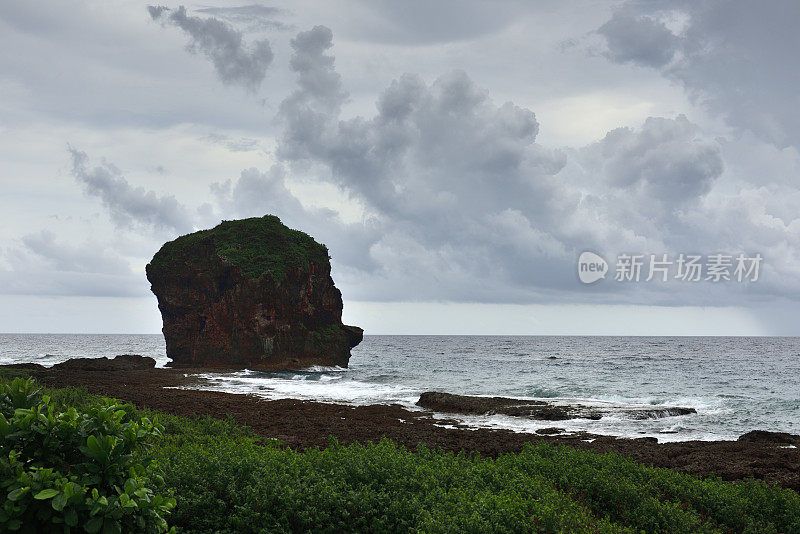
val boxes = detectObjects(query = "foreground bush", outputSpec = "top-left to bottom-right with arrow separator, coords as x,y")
0,378 -> 175,533
153,415 -> 800,533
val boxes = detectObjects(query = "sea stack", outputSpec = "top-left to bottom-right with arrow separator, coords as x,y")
145,215 -> 363,370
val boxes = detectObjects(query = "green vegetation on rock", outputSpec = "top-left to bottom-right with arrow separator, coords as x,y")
150,215 -> 329,281
3,375 -> 799,533
309,323 -> 344,346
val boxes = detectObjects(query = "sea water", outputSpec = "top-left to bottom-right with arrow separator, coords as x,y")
1,334 -> 798,442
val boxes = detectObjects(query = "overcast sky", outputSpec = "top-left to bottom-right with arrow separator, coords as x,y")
1,0 -> 798,335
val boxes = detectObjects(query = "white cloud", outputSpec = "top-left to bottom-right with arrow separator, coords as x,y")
69,148 -> 194,234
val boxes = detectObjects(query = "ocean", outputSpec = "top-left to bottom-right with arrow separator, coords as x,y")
1,334 -> 798,442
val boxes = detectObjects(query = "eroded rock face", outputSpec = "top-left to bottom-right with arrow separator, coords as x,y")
145,216 -> 363,370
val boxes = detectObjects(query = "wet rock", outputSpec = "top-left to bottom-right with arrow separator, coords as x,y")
52,354 -> 156,371
738,430 -> 800,445
416,392 -> 600,421
621,407 -> 697,420
417,392 -> 695,422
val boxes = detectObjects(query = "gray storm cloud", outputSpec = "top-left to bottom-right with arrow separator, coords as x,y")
579,115 -> 723,213
69,148 -> 194,234
270,26 -> 737,303
597,12 -> 679,68
148,5 -> 274,91
597,1 -> 800,150
51,22 -> 791,306
590,1 -> 800,303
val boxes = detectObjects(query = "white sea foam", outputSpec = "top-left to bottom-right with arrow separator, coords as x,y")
193,370 -> 420,406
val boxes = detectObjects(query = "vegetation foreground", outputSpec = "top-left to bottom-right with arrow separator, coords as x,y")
1,375 -> 799,533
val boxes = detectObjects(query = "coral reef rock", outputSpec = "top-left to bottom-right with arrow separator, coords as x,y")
146,215 -> 363,370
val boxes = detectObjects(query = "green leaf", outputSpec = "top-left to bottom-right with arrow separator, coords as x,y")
33,488 -> 60,500
7,486 -> 30,501
85,516 -> 103,534
6,519 -> 22,531
65,508 -> 78,527
87,435 -> 101,453
102,518 -> 122,534
51,492 -> 68,511
123,479 -> 137,494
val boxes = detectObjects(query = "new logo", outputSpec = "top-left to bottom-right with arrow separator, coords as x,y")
578,251 -> 608,284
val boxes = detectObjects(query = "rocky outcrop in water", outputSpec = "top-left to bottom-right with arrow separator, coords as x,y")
417,392 -> 696,421
145,215 -> 363,370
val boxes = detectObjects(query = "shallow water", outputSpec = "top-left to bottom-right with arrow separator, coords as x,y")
1,334 -> 798,442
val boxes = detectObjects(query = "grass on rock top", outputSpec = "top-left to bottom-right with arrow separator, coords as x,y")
150,215 -> 330,281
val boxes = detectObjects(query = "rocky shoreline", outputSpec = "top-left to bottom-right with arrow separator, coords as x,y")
2,359 -> 798,492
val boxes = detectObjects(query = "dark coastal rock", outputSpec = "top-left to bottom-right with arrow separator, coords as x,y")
738,430 -> 800,445
52,354 -> 156,371
145,215 -> 363,370
623,407 -> 697,420
417,392 -> 695,422
417,392 -> 597,420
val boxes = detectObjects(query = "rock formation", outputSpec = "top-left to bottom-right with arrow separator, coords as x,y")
146,215 -> 363,370
416,392 -> 696,421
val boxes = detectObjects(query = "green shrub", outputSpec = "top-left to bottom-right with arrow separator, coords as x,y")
151,417 -> 800,534
511,442 -> 800,533
156,435 -> 624,533
0,378 -> 175,533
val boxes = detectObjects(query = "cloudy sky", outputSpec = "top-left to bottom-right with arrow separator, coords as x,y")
1,0 -> 798,335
